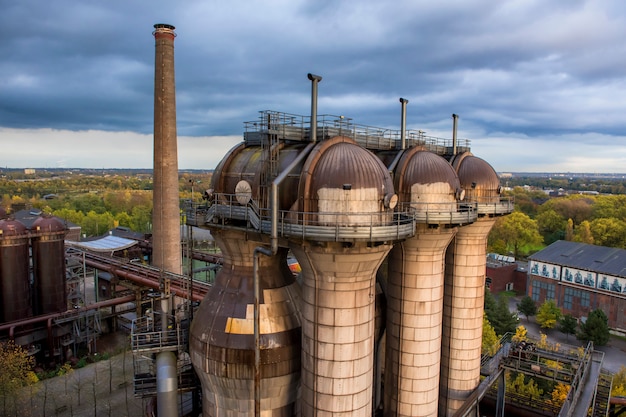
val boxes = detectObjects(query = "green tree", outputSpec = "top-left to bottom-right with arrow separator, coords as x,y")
517,295 -> 537,322
489,211 -> 543,258
488,295 -> 519,336
578,309 -> 610,346
536,299 -> 562,329
559,314 -> 578,341
535,208 -> 566,245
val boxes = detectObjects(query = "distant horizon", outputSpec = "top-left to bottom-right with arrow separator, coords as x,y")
3,166 -> 626,177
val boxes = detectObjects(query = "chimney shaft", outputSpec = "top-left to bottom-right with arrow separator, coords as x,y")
152,23 -> 182,275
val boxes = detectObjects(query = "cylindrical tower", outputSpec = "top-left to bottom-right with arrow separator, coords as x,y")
384,149 -> 463,417
152,23 -> 181,417
189,142 -> 305,417
152,23 -> 182,275
289,136 -> 395,417
439,152 -> 504,417
31,215 -> 67,316
0,219 -> 31,323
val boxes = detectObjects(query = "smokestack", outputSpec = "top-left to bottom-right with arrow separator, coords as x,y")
152,23 -> 182,275
152,23 -> 180,417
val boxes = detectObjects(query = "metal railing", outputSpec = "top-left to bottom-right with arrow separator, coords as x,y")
242,110 -> 471,152
130,314 -> 185,354
204,193 -> 416,242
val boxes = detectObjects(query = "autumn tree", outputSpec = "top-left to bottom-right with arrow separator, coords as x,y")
548,383 -> 570,408
577,309 -> 610,346
0,341 -> 37,414
511,325 -> 528,343
489,211 -> 543,258
573,220 -> 594,244
536,299 -> 562,329
611,366 -> 626,397
517,295 -> 537,322
482,316 -> 500,356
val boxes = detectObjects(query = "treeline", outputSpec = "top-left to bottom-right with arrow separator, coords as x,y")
489,187 -> 626,257
1,172 -> 211,237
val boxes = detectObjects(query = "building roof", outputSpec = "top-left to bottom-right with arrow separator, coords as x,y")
65,235 -> 138,253
529,240 -> 626,277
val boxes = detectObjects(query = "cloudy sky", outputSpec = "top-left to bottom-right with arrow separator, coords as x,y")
2,0 -> 626,173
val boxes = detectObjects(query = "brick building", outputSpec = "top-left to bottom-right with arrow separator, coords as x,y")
528,240 -> 626,332
486,253 -> 527,294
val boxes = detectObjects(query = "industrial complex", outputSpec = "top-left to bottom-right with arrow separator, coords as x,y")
0,23 -> 622,417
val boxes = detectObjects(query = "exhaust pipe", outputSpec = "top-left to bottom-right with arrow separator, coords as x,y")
308,73 -> 322,143
452,113 -> 459,156
400,98 -> 408,150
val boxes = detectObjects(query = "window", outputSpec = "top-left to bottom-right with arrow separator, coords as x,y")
532,281 -> 540,301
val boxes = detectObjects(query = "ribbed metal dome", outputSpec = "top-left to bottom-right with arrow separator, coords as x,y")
0,218 -> 27,236
396,148 -> 461,205
32,215 -> 65,233
452,152 -> 500,202
298,136 -> 395,216
210,142 -> 308,210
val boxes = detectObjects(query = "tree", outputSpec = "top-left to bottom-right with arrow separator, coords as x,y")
517,295 -> 537,322
611,366 -> 626,397
482,316 -> 500,356
590,217 -> 626,248
489,212 -> 543,258
559,314 -> 578,341
535,208 -> 566,245
578,309 -> 610,346
573,220 -> 594,244
487,295 -> 519,336
511,325 -> 528,343
548,383 -> 570,408
536,299 -> 562,329
0,341 -> 36,413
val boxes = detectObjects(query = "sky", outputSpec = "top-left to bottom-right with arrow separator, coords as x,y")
2,0 -> 626,173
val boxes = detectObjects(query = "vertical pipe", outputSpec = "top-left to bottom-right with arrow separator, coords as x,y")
452,114 -> 459,156
400,98 -> 408,150
307,73 -> 322,143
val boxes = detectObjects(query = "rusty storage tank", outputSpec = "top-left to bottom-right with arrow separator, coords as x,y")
288,136 -> 396,417
385,148 -> 464,417
189,142 -> 305,417
31,215 -> 67,316
0,218 -> 32,323
439,151 -> 505,416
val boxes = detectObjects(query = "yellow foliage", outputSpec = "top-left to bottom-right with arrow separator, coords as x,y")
512,325 -> 528,342
612,366 -> 626,397
548,383 -> 570,408
0,340 -> 36,396
482,316 -> 501,356
506,371 -> 544,398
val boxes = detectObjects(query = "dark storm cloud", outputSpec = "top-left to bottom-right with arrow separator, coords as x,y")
2,0 -> 626,170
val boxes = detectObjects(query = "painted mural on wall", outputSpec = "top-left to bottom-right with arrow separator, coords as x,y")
530,261 -> 561,280
562,267 -> 596,288
597,274 -> 626,295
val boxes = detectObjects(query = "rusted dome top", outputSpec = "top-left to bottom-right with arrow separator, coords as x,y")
298,137 -> 395,213
0,218 -> 27,236
32,215 -> 65,233
210,142 -> 307,210
395,148 -> 461,203
452,152 -> 500,199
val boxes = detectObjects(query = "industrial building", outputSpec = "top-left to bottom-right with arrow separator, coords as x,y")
528,240 -> 626,332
